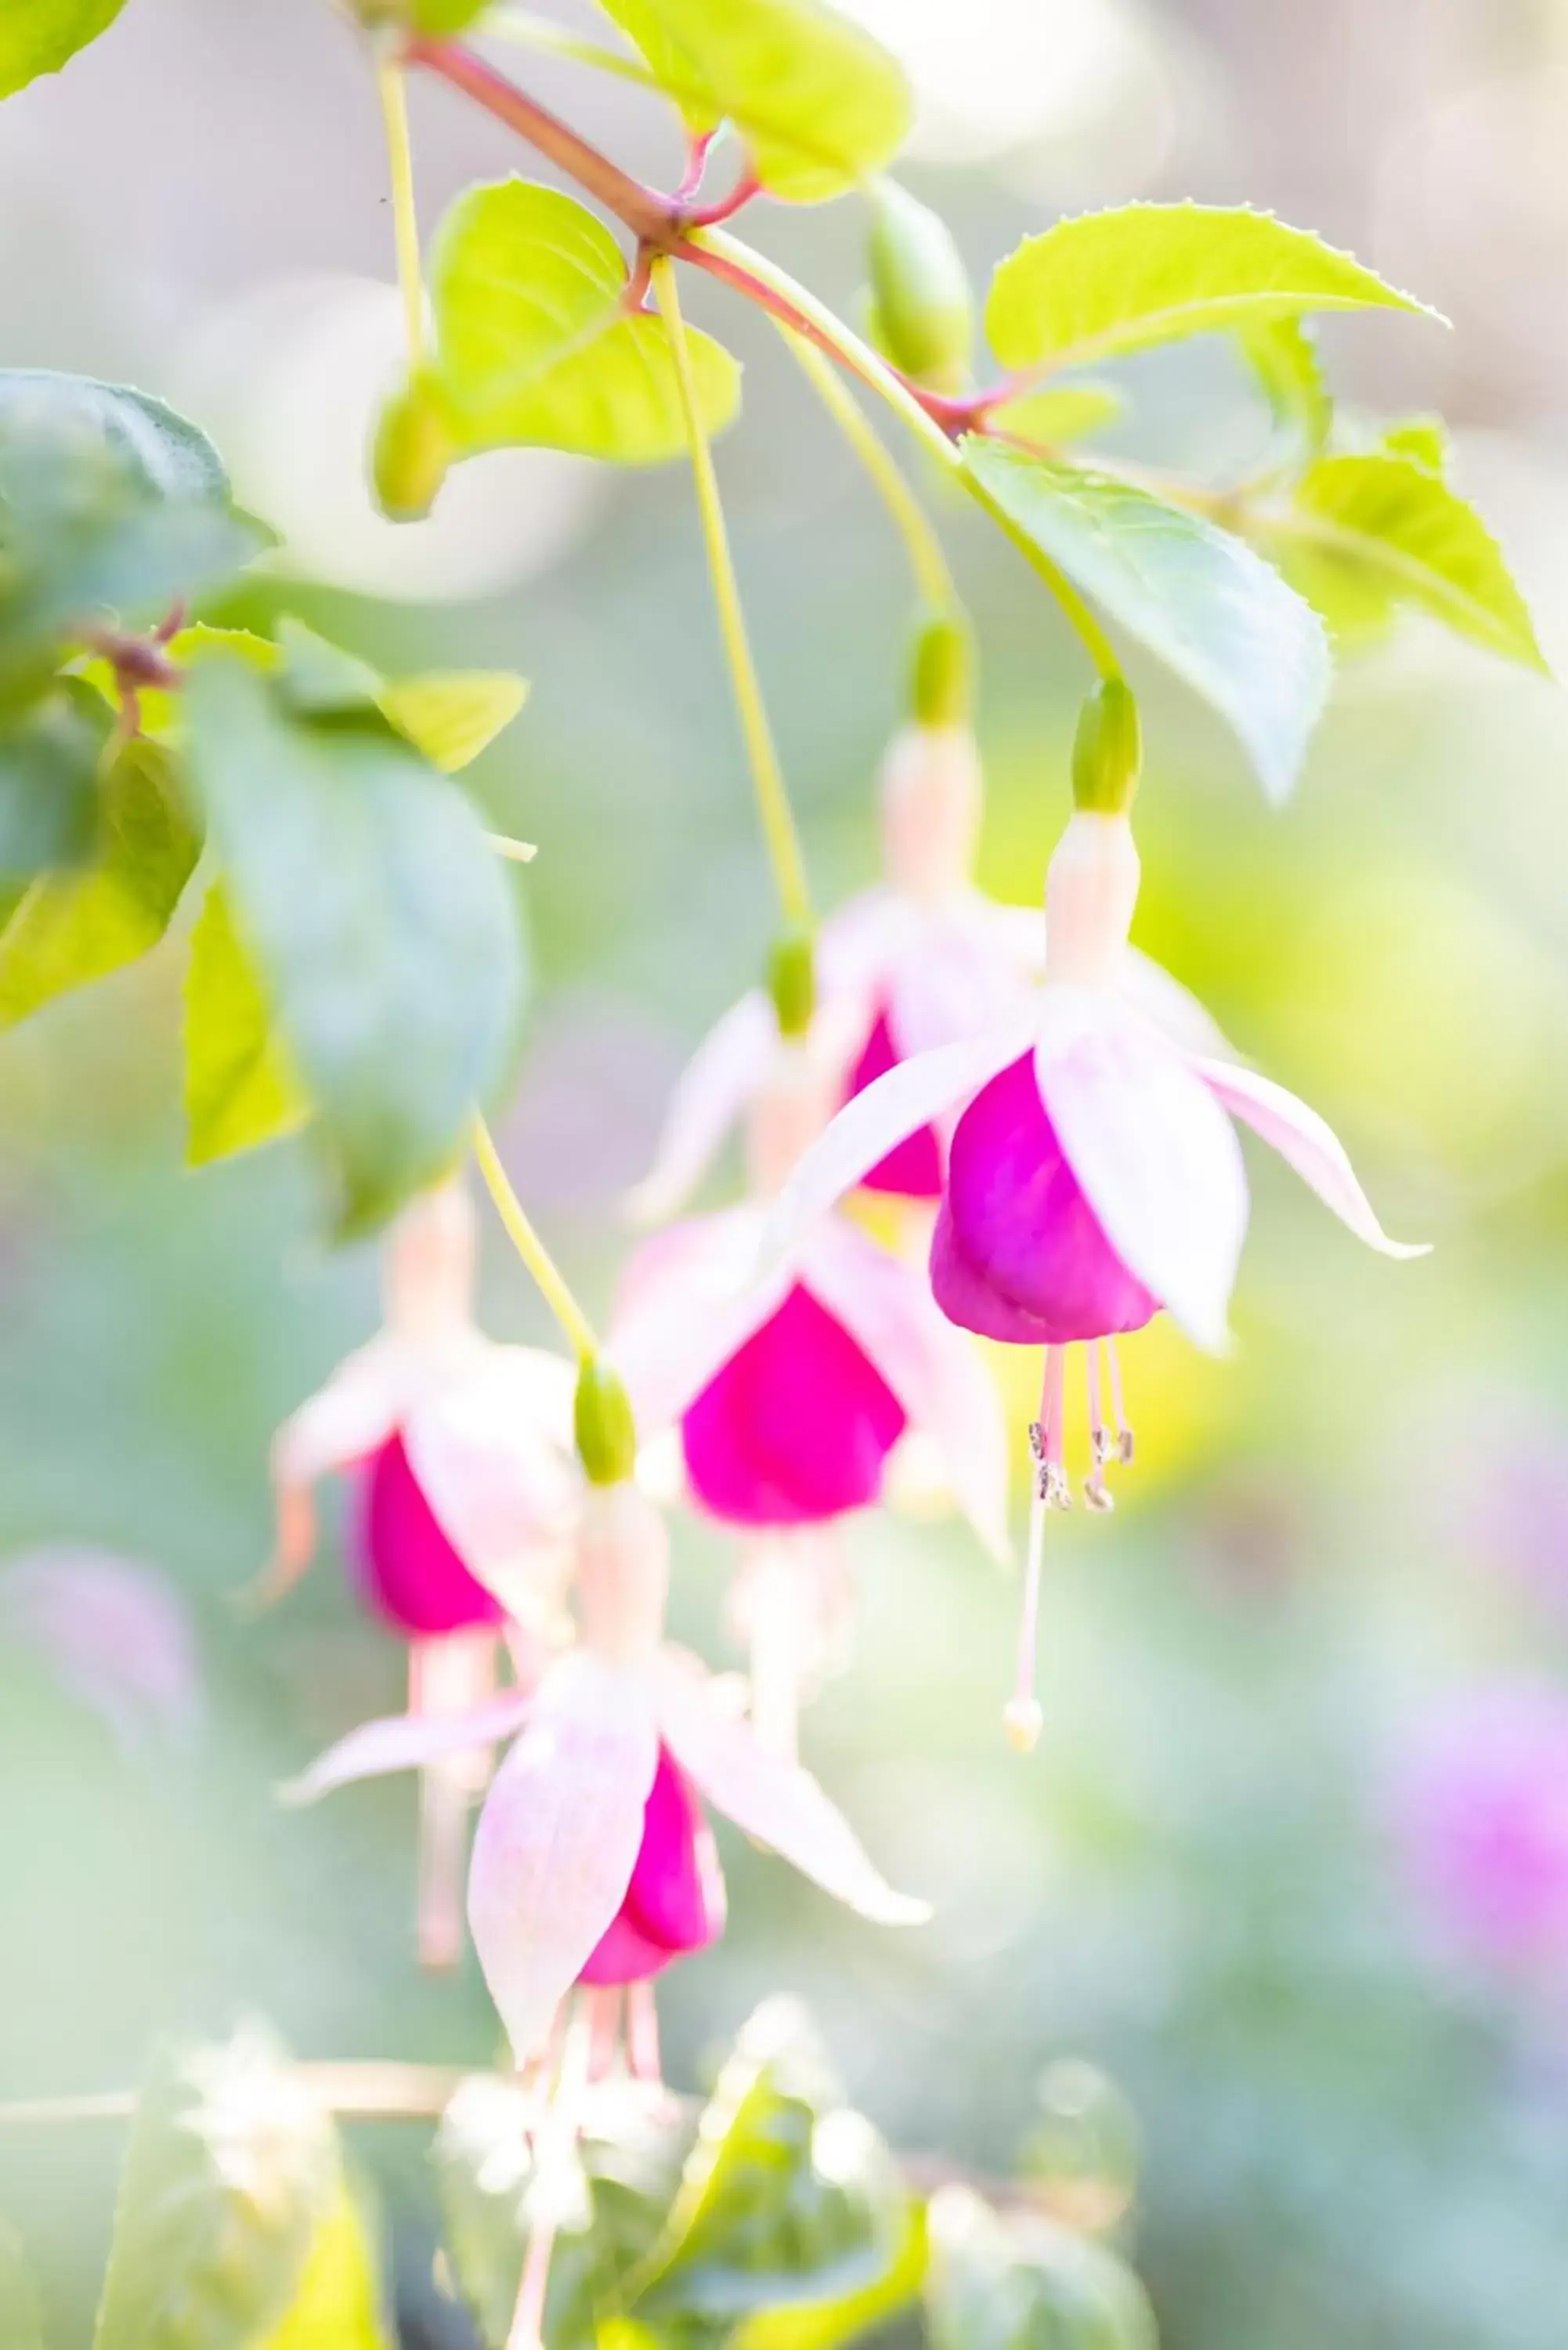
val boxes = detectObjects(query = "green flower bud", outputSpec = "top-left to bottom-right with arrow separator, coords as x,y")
1071,680 -> 1142,815
573,1357 -> 638,1488
767,923 -> 817,1041
912,609 -> 974,728
370,378 -> 451,522
866,181 -> 974,395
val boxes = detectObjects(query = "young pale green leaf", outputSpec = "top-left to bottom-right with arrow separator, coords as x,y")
0,372 -> 230,503
1280,451 -> 1545,670
987,384 -> 1125,448
183,884 -> 313,1170
1235,316 -> 1331,457
0,0 -> 128,100
0,679 -> 114,874
435,2073 -> 689,2349
417,179 -> 740,468
866,180 -> 973,392
0,739 -> 200,1027
255,2182 -> 392,2350
596,0 -> 912,203
635,2001 -> 910,2329
92,2030 -> 338,2350
381,673 -> 529,772
185,656 -> 526,1236
0,2216 -> 45,2350
1378,414 -> 1449,475
986,204 -> 1432,377
963,441 -> 1329,803
924,2187 -> 1155,2350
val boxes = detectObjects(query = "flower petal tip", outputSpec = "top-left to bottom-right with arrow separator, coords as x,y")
1003,1698 -> 1043,1755
865,1889 -> 934,1929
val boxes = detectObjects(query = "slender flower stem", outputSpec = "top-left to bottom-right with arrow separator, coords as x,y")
376,55 -> 426,364
471,1115 -> 600,1362
779,327 -> 957,613
652,255 -> 812,930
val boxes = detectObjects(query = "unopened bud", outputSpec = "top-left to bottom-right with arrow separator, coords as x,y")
912,610 -> 973,729
370,378 -> 451,522
867,181 -> 974,394
573,1357 -> 638,1488
1071,680 -> 1141,815
767,924 -> 816,1041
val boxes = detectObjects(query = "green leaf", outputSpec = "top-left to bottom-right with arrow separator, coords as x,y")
185,654 -> 526,1235
0,738 -> 199,1025
988,385 -> 1125,448
595,0 -> 912,203
414,179 -> 740,468
1378,414 -> 1449,475
0,372 -> 230,503
435,2074 -> 689,2349
410,0 -> 490,25
0,678 -> 114,874
255,2182 -> 392,2350
729,2198 -> 927,2350
635,2001 -> 912,2330
986,204 -> 1432,376
0,2215 -> 45,2350
0,1 -> 127,100
1277,451 -> 1545,670
866,180 -> 973,392
924,2188 -> 1156,2350
381,672 -> 529,772
183,884 -> 313,1169
92,2029 -> 338,2350
1235,316 -> 1331,457
76,624 -> 280,746
963,441 -> 1329,803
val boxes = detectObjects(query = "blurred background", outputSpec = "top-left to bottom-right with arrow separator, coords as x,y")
4,0 -> 1568,2343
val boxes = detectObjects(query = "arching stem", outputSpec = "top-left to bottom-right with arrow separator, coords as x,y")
375,53 -> 426,364
471,1116 -> 600,1362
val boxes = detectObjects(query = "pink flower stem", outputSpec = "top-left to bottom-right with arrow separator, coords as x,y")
746,1541 -> 803,1766
411,1631 -> 499,1973
508,2004 -> 594,2350
627,1980 -> 663,2083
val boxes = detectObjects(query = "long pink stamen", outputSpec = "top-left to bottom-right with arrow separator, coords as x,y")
508,2005 -> 593,2350
586,1985 -> 622,2084
746,1539 -> 803,1766
1010,1348 -> 1067,1752
1105,1337 -> 1135,1463
627,1979 -> 663,2084
411,1631 -> 500,1972
1084,1344 -> 1115,1513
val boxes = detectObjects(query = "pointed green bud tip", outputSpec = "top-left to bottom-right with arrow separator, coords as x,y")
767,924 -> 816,1041
1071,680 -> 1142,815
574,1358 -> 638,1488
370,378 -> 451,523
912,609 -> 974,728
867,180 -> 974,396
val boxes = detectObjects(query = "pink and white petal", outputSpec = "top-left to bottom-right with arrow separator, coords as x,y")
279,1690 -> 533,1806
1193,1056 -> 1430,1259
963,895 -> 1049,982
626,991 -> 775,1227
405,1346 -> 581,1578
815,888 -> 915,1000
270,1334 -> 418,1490
1119,949 -> 1235,1060
608,1205 -> 795,1435
888,912 -> 1041,1061
1036,989 -> 1248,1355
802,1220 -> 1010,1562
757,1017 -> 1035,1276
652,1648 -> 929,1926
468,1654 -> 661,2063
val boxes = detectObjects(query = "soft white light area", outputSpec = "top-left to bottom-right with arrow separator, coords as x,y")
172,275 -> 604,603
833,0 -> 1160,166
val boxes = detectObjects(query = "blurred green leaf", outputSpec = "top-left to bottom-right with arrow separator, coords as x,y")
986,205 -> 1431,375
0,679 -> 114,875
0,373 -> 230,504
1276,452 -> 1545,670
0,2215 -> 45,2350
77,624 -> 280,745
255,2180 -> 392,2350
0,738 -> 199,1026
1378,415 -> 1449,474
597,0 -> 912,203
183,883 -> 312,1170
866,180 -> 973,392
92,2028 -> 338,2350
381,672 -> 530,773
1235,316 -> 1331,457
0,2 -> 127,100
185,654 -> 526,1235
963,442 -> 1329,803
435,2074 -> 689,2349
924,2186 -> 1157,2350
409,179 -> 739,468
273,619 -> 382,718
635,2001 -> 913,2331
729,2195 -> 927,2349
988,385 -> 1125,448
410,0 -> 490,25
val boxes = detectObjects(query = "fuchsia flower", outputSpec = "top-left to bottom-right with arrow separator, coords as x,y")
286,1480 -> 924,2063
263,1179 -> 580,1634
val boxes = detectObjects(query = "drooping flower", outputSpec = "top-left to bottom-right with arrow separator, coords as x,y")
284,1480 -> 925,2063
260,1174 -> 580,1965
762,805 -> 1424,1742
